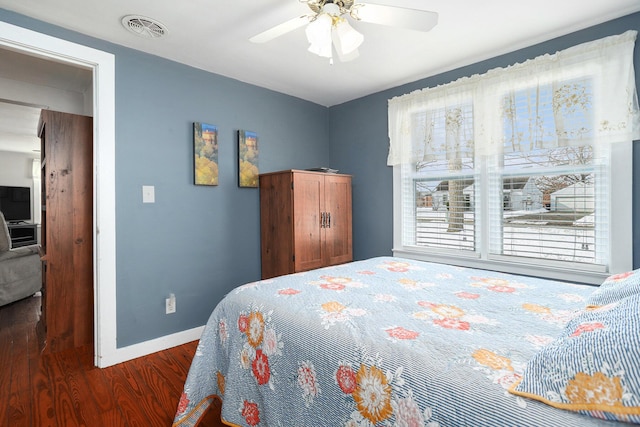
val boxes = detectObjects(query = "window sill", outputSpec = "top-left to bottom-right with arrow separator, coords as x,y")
392,247 -> 610,285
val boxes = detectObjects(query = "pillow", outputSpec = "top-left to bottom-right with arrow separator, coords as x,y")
510,292 -> 640,424
586,270 -> 640,308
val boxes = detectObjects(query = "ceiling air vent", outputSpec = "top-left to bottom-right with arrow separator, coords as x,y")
121,15 -> 168,39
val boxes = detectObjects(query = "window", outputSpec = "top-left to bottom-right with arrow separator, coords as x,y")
493,80 -> 605,265
388,31 -> 639,284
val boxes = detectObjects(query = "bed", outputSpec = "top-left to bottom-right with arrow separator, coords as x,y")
173,257 -> 640,426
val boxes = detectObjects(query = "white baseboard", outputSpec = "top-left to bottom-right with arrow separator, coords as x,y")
96,325 -> 205,368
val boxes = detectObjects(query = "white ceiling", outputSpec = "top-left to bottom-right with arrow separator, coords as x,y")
0,101 -> 42,153
0,0 -> 639,153
2,0 -> 640,107
0,48 -> 92,154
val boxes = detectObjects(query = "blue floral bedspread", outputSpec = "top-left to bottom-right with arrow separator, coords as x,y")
173,257 -> 619,426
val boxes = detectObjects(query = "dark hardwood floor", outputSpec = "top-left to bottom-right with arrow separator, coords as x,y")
0,294 -> 205,426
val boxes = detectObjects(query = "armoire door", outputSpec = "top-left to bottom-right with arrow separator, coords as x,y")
324,174 -> 353,266
293,172 -> 325,272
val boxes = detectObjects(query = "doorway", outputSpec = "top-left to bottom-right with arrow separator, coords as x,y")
0,21 -> 117,367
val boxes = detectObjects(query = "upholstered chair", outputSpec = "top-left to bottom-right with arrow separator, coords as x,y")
0,211 -> 41,306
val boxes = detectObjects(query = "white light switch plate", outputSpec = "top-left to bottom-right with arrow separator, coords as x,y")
142,185 -> 155,203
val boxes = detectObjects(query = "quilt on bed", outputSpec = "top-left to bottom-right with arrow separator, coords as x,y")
173,257 -> 629,426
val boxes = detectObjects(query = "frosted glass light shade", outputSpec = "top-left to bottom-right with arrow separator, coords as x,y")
306,13 -> 333,58
333,19 -> 363,56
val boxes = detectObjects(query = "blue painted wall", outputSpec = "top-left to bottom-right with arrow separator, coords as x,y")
329,12 -> 640,267
114,52 -> 329,346
2,8 -> 638,348
0,9 -> 329,347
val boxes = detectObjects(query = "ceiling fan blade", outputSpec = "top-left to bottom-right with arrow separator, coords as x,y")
250,15 -> 309,44
356,3 -> 438,32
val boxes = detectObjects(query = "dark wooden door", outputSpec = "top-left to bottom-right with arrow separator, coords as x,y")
39,110 -> 93,353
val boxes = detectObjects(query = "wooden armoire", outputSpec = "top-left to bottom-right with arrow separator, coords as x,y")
259,169 -> 352,279
38,109 -> 93,353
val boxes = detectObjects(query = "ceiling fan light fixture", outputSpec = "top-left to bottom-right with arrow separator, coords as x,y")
308,39 -> 333,58
323,3 -> 341,16
333,19 -> 363,55
305,13 -> 333,58
249,1 -> 439,63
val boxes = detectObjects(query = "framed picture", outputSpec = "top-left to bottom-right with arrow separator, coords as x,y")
193,122 -> 219,186
238,130 -> 259,188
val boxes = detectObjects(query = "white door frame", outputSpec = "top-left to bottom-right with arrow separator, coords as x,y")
0,21 -> 118,367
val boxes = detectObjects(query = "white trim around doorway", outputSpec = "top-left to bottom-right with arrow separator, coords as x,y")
0,20 -> 118,367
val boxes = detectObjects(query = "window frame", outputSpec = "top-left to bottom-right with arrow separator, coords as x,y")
392,139 -> 632,285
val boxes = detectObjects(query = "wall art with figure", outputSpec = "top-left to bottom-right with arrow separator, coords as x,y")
194,122 -> 219,186
238,130 -> 259,188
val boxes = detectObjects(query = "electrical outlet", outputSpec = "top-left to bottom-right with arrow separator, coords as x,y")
166,293 -> 176,314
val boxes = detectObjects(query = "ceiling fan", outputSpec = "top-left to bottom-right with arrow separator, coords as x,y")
250,0 -> 438,62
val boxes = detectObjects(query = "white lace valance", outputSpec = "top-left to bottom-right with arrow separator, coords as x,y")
387,31 -> 640,166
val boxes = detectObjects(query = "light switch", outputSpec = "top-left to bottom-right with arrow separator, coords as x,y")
142,185 -> 155,203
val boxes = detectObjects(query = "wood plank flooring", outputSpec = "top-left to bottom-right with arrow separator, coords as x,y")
0,294 -> 221,427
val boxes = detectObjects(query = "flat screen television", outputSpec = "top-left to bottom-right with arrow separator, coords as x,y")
0,185 -> 32,223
